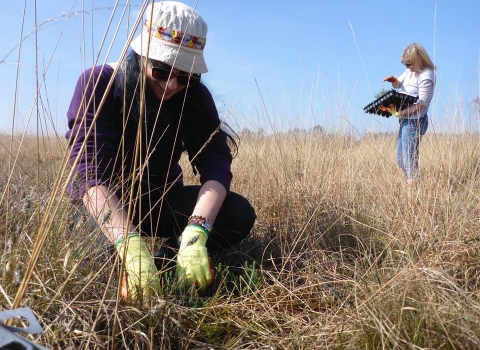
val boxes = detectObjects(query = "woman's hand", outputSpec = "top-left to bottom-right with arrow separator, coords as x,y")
176,225 -> 213,291
379,103 -> 400,117
383,75 -> 398,83
383,75 -> 400,87
116,234 -> 162,301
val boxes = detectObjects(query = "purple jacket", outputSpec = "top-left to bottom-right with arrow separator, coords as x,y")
65,64 -> 233,202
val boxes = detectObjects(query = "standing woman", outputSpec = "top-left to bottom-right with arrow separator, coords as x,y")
382,43 -> 435,186
65,1 -> 256,300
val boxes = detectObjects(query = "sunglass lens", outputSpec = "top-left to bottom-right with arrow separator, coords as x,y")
152,68 -> 170,81
177,75 -> 189,85
178,73 -> 201,86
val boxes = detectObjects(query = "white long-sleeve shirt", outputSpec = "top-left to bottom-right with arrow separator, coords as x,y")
397,67 -> 435,119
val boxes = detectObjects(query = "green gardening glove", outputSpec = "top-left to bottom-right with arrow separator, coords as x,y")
176,225 -> 212,291
115,234 -> 162,301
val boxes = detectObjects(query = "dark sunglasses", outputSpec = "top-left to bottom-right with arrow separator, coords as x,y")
149,59 -> 201,85
401,61 -> 412,68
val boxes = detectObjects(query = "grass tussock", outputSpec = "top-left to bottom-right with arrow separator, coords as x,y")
0,129 -> 480,349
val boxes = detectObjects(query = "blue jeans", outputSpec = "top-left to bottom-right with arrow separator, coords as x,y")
396,115 -> 428,180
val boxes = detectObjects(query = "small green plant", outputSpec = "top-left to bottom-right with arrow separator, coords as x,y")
227,261 -> 264,296
374,88 -> 390,98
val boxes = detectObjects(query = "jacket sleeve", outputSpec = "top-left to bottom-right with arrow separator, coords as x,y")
65,65 -> 121,201
182,84 -> 233,192
417,69 -> 435,107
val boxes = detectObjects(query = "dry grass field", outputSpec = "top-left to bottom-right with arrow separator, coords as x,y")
0,128 -> 479,349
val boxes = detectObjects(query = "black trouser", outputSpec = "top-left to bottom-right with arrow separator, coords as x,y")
131,185 -> 256,253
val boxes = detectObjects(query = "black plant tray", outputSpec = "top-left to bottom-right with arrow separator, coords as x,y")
364,89 -> 418,117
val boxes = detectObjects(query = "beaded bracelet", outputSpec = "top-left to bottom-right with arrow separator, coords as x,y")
187,215 -> 212,233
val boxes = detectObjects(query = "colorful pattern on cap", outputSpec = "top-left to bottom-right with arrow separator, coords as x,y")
144,20 -> 206,51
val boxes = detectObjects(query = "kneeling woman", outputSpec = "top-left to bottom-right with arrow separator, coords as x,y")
65,1 -> 256,299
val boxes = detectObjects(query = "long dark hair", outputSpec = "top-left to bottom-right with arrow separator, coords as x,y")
118,50 -> 239,157
117,51 -> 162,129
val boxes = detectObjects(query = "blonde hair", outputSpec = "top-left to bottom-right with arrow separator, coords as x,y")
401,43 -> 436,71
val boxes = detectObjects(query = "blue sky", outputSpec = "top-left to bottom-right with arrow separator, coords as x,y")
0,0 -> 479,136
